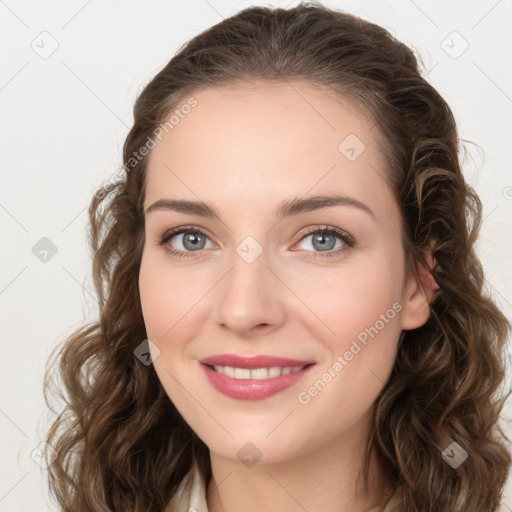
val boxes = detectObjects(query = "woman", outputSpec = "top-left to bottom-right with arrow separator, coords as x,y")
43,3 -> 511,511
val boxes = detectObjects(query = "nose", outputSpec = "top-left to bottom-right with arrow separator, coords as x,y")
213,246 -> 286,337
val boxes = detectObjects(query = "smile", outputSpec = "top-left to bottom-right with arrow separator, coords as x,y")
200,360 -> 315,400
209,364 -> 306,379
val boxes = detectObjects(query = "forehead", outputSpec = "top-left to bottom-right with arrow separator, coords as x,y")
145,81 -> 395,221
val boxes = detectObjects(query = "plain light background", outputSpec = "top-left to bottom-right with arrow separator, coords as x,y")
1,1 -> 511,510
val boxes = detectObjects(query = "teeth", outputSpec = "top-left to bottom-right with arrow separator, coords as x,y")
268,367 -> 281,378
234,368 -> 251,379
223,365 -> 235,378
212,365 -> 305,379
250,368 -> 269,379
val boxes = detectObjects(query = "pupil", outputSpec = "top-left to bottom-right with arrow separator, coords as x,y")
314,233 -> 335,251
184,232 -> 204,250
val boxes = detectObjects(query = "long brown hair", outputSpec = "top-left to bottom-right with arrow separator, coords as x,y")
42,2 -> 511,510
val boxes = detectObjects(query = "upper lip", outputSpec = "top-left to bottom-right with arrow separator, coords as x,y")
200,354 -> 315,369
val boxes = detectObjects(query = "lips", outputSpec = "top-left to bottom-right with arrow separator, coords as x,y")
199,353 -> 316,400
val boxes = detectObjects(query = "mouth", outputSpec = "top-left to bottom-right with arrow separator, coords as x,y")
203,363 -> 314,380
199,357 -> 316,400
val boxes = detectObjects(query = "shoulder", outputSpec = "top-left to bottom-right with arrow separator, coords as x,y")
367,487 -> 512,512
163,464 -> 209,512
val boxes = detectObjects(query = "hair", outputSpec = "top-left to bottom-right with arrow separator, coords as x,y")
42,2 -> 511,511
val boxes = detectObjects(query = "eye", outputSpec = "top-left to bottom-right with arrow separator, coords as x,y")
293,225 -> 355,258
158,226 -> 214,259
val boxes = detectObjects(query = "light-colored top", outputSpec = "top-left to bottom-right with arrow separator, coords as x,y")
163,464 -> 404,512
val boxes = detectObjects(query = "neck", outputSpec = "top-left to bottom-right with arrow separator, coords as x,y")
206,418 -> 392,512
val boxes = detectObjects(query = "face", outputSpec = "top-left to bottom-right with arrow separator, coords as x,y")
138,81 -> 429,467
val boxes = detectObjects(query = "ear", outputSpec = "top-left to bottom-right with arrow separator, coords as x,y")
401,250 -> 439,331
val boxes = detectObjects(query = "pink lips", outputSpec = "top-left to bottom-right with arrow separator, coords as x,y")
199,353 -> 316,400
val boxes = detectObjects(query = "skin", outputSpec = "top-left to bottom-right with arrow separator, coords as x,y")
138,80 -> 433,512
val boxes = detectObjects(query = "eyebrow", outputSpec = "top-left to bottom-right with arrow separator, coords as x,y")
145,194 -> 376,222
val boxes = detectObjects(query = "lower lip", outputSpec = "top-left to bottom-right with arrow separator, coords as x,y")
200,363 -> 315,400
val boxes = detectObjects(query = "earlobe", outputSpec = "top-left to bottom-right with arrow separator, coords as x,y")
401,252 -> 439,331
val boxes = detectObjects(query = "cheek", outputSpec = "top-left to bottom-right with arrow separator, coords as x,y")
295,254 -> 404,346
138,255 -> 200,410
138,261 -> 174,340
138,252 -> 208,342
293,250 -> 404,408
281,272 -> 403,462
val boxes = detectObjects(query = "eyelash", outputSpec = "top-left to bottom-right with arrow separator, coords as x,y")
157,224 -> 356,260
